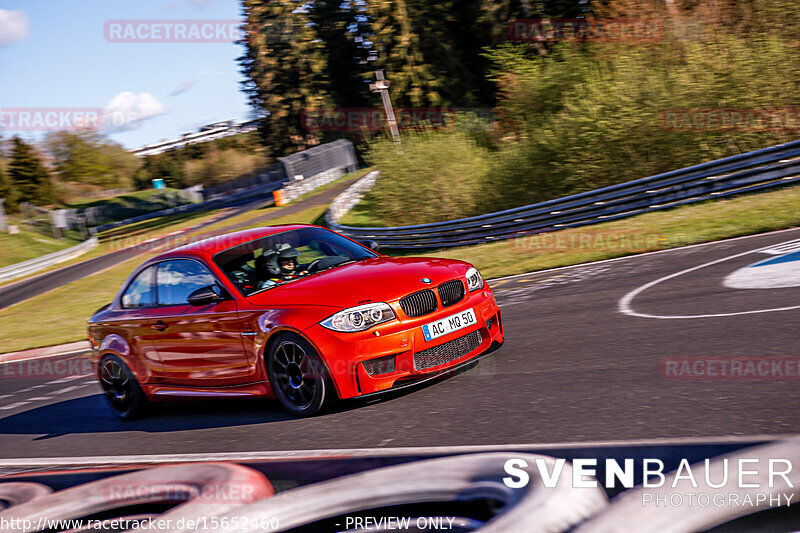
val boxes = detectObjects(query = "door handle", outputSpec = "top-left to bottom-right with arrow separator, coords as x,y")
151,321 -> 168,331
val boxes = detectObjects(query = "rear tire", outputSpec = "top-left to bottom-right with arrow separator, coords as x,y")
98,355 -> 149,420
266,333 -> 334,417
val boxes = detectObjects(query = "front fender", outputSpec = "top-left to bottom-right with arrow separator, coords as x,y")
238,306 -> 342,384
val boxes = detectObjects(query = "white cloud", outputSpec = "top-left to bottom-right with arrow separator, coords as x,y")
0,9 -> 29,47
162,1 -> 181,9
169,79 -> 195,96
103,91 -> 169,133
189,0 -> 213,8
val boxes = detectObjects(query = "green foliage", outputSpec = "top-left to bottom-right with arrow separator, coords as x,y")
240,0 -> 330,155
355,0 -> 800,224
366,129 -> 491,225
484,31 -> 800,210
8,137 -> 54,209
366,0 -> 443,107
309,0 -> 370,108
133,132 -> 266,190
183,148 -> 266,186
44,131 -> 141,190
138,154 -> 186,190
0,158 -> 18,212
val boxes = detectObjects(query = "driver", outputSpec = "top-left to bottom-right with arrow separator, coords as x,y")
259,243 -> 307,286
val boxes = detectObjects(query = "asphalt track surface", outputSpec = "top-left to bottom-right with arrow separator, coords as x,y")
0,227 -> 798,459
0,177 -> 358,311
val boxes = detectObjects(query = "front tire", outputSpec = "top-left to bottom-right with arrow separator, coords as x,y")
98,355 -> 149,420
266,333 -> 334,417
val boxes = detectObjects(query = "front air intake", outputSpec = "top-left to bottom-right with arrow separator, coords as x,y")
438,279 -> 465,307
414,330 -> 483,370
399,289 -> 437,317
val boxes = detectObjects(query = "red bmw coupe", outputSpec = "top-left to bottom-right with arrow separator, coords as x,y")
88,225 -> 504,418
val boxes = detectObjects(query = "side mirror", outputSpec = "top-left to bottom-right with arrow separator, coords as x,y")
187,285 -> 223,306
361,240 -> 380,252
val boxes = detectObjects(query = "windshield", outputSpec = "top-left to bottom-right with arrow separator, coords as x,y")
213,227 -> 377,296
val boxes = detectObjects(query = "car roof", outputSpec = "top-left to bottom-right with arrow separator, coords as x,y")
152,224 -> 317,260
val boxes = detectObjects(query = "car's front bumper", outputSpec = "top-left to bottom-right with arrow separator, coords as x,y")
305,289 -> 504,399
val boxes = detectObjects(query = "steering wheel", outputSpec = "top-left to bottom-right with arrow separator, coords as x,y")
306,258 -> 323,273
306,256 -> 348,274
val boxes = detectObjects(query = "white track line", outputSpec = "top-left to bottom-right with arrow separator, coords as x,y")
50,384 -> 90,395
619,237 -> 800,319
0,434 -> 795,466
46,374 -> 87,385
488,226 -> 800,283
0,377 -> 93,408
0,401 -> 29,411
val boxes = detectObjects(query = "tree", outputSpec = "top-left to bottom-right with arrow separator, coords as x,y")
8,137 -> 54,206
365,0 -> 442,107
0,160 -> 18,213
139,154 -> 186,189
44,131 -> 141,190
239,0 -> 331,155
309,0 -> 371,108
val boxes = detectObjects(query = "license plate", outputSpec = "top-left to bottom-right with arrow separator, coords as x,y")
421,308 -> 477,342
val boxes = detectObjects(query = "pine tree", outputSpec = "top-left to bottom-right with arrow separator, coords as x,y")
8,137 -> 53,206
0,161 -> 19,213
365,0 -> 443,107
309,0 -> 371,108
239,0 -> 331,155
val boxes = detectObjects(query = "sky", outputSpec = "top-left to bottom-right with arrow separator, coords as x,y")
0,0 -> 251,149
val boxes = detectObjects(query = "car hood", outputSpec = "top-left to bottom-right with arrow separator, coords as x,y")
244,256 -> 470,309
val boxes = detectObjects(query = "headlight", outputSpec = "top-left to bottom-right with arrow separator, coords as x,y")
320,302 -> 396,332
465,267 -> 484,292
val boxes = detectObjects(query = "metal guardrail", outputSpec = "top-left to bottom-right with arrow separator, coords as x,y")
327,139 -> 800,249
0,237 -> 99,285
91,181 -> 285,234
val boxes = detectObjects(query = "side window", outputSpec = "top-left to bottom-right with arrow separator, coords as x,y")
157,260 -> 216,306
121,266 -> 155,308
